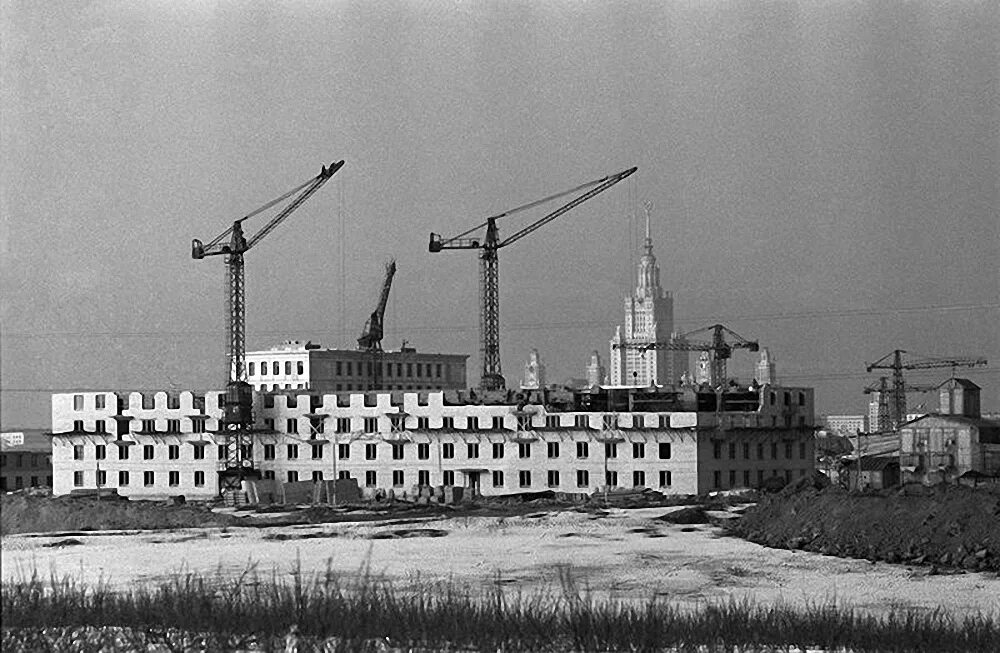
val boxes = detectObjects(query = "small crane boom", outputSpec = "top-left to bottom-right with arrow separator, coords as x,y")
429,166 -> 637,391
613,323 -> 759,387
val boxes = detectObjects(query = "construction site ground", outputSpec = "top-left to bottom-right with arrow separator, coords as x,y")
3,499 -> 998,619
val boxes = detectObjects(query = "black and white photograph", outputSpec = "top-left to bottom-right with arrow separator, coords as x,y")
1,1 -> 998,651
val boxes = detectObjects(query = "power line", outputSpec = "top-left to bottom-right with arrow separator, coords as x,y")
3,302 -> 997,340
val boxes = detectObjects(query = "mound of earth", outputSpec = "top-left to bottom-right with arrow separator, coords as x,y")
727,485 -> 1000,572
655,506 -> 710,524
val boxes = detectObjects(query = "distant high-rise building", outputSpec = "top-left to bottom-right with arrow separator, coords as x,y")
695,352 -> 712,385
586,351 -> 605,387
755,348 -> 776,385
610,202 -> 687,386
520,349 -> 546,390
868,391 -> 889,433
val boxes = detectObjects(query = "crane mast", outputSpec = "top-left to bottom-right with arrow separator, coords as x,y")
192,160 -> 344,491
865,349 -> 987,430
430,166 -> 637,391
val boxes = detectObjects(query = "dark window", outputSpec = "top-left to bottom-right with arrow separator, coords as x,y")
417,417 -> 429,430
633,442 -> 645,458
547,470 -> 560,487
659,470 -> 671,487
193,445 -> 206,460
392,470 -> 404,486
311,443 -> 324,460
95,445 -> 106,460
73,471 -> 84,487
392,443 -> 405,460
605,442 -> 617,458
771,443 -> 778,459
119,470 -> 129,486
575,415 -> 589,428
264,444 -> 275,460
492,443 -> 504,459
118,444 -> 129,460
757,443 -> 764,459
443,443 -> 454,459
492,416 -> 505,430
144,471 -> 155,487
338,443 -> 350,459
287,471 -> 299,483
577,470 -> 589,487
546,415 -> 560,428
467,443 -> 479,458
169,471 -> 180,487
576,441 -> 589,458
443,470 -> 455,485
492,470 -> 504,487
365,471 -> 376,487
633,471 -> 645,487
743,470 -> 751,487
95,420 -> 107,434
95,394 -> 106,409
298,361 -> 304,375
143,445 -> 154,460
713,470 -> 721,489
336,418 -> 351,433
364,417 -> 378,433
605,470 -> 618,486
312,470 -> 323,481
468,416 -> 479,430
194,471 -> 205,487
249,362 -> 256,376
785,442 -> 793,459
547,442 -> 560,458
743,443 -> 750,459
73,394 -> 84,411
193,418 -> 207,434
729,469 -> 736,487
518,470 -> 531,488
658,443 -> 671,459
418,443 -> 430,460
418,469 -> 431,485
713,442 -> 722,459
518,442 -> 531,459
443,417 -> 455,429
365,443 -> 377,460
74,419 -> 85,432
728,442 -> 736,459
287,444 -> 299,460
166,419 -> 180,433
168,445 -> 180,460
800,442 -> 807,459
287,419 -> 298,434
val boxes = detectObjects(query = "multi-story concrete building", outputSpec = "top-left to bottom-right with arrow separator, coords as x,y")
1,430 -> 53,491
520,349 -> 546,390
48,384 -> 816,500
609,204 -> 687,387
899,378 -> 1000,485
245,340 -> 468,393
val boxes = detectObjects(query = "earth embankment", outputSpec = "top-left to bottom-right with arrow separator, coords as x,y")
726,484 -> 1000,572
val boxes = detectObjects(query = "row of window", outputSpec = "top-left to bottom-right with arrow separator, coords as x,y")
712,440 -> 808,461
712,468 -> 809,489
0,453 -> 51,469
249,361 -> 304,377
0,475 -> 53,491
73,469 -> 206,488
69,441 -> 675,463
70,418 -> 207,435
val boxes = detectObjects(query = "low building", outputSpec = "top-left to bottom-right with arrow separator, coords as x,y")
898,379 -> 1000,485
245,340 -> 468,392
841,455 -> 900,490
1,430 -> 53,491
47,384 -> 816,501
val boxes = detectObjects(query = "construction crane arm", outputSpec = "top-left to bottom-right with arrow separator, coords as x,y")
192,161 -> 344,259
428,166 -> 637,252
498,167 -> 637,247
358,260 -> 397,351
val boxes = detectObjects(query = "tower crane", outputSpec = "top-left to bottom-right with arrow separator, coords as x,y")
613,323 -> 759,388
863,376 -> 937,433
357,259 -> 397,391
192,160 -> 344,489
429,166 -> 637,391
865,350 -> 987,431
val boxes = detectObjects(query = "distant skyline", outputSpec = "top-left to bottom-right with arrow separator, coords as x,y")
2,1 -> 998,428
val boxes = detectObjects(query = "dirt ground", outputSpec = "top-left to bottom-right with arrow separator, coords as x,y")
3,506 -> 998,618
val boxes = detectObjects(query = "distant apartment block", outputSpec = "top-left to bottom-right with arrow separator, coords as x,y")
1,430 -> 53,491
48,384 -> 816,500
245,340 -> 468,392
822,414 -> 869,436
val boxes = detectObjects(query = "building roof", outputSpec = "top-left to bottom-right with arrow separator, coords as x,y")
938,377 -> 980,390
844,455 -> 899,472
901,413 -> 1000,430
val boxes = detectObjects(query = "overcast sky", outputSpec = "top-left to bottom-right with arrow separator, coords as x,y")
2,1 -> 998,428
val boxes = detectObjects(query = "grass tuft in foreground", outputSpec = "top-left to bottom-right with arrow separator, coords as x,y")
2,562 -> 996,652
